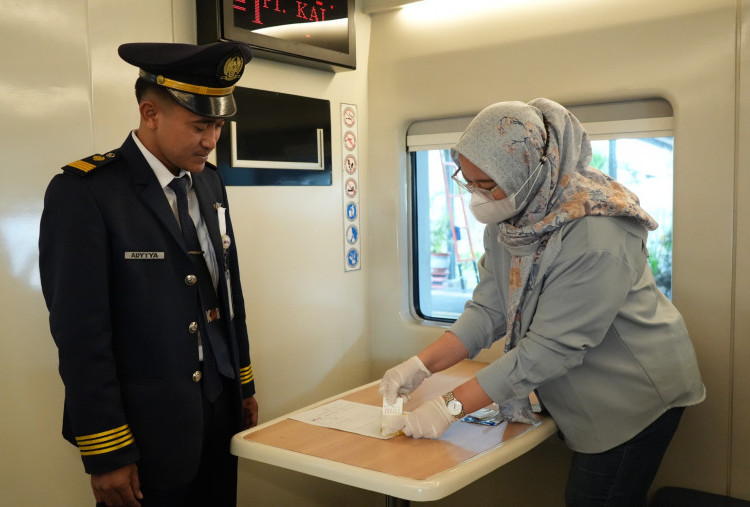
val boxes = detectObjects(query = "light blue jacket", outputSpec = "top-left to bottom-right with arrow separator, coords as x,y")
450,216 -> 705,453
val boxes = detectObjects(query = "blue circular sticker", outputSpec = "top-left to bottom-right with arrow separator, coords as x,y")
347,247 -> 359,268
346,225 -> 358,245
346,202 -> 358,221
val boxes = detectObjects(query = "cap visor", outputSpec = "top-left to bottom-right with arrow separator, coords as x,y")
168,89 -> 237,118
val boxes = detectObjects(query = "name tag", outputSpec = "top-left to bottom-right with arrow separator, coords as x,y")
125,251 -> 165,260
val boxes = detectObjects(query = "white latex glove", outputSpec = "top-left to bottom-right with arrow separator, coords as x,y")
380,414 -> 406,437
378,356 -> 432,404
402,396 -> 456,439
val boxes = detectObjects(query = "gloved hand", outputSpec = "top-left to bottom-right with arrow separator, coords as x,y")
378,356 -> 432,404
380,414 -> 406,437
402,396 -> 456,439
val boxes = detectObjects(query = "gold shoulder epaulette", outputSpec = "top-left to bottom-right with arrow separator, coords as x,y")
62,150 -> 120,176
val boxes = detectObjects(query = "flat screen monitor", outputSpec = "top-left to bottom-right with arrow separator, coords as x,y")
197,0 -> 356,72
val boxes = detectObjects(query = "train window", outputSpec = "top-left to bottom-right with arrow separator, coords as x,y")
409,99 -> 674,322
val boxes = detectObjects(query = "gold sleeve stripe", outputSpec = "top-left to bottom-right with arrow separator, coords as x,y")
79,437 -> 135,456
76,428 -> 132,446
76,425 -> 135,456
68,160 -> 96,173
240,365 -> 253,384
78,433 -> 133,452
75,424 -> 131,443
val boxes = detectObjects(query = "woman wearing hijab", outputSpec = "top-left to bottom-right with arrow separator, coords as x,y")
379,98 -> 704,506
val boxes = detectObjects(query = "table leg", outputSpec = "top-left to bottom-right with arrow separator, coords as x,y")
385,495 -> 410,507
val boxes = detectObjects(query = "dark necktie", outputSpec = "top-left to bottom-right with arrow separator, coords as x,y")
168,175 -> 203,255
168,176 -> 235,388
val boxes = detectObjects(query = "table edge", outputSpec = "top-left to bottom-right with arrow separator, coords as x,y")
231,414 -> 557,501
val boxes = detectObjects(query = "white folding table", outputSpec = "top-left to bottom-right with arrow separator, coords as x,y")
231,360 -> 557,504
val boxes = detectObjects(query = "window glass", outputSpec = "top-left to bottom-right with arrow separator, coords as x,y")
590,137 -> 674,298
411,125 -> 674,321
411,149 -> 487,320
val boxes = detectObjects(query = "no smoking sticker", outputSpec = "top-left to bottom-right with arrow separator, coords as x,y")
345,178 -> 358,198
343,106 -> 356,127
344,131 -> 356,151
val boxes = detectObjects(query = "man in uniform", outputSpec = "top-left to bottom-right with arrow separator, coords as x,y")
39,41 -> 258,506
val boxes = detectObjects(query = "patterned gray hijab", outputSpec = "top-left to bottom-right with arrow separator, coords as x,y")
452,98 -> 658,423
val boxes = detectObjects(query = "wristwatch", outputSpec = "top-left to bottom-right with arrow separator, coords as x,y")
442,391 -> 466,419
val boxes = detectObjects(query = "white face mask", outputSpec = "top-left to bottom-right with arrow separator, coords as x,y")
469,192 -> 518,224
468,157 -> 546,224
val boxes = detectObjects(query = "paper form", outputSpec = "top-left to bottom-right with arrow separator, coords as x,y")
289,399 -> 398,440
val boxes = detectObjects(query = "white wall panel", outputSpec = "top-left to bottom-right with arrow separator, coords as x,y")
732,0 -> 750,500
0,0 -> 95,505
230,9 -> 375,506
88,0 -> 176,150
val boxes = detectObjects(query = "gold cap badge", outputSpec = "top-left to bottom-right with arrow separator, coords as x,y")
221,56 -> 244,82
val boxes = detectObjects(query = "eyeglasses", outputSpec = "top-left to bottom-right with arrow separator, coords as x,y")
451,168 -> 502,201
451,152 -> 549,203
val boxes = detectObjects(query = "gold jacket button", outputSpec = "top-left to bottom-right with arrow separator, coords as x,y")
185,274 -> 197,285
192,371 -> 202,382
188,321 -> 199,333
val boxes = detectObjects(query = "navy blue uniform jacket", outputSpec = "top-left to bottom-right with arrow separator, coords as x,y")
39,135 -> 255,487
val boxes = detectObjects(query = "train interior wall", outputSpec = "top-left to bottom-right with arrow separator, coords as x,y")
0,0 -> 748,505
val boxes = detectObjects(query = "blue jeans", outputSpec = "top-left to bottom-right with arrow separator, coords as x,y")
565,407 -> 685,507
